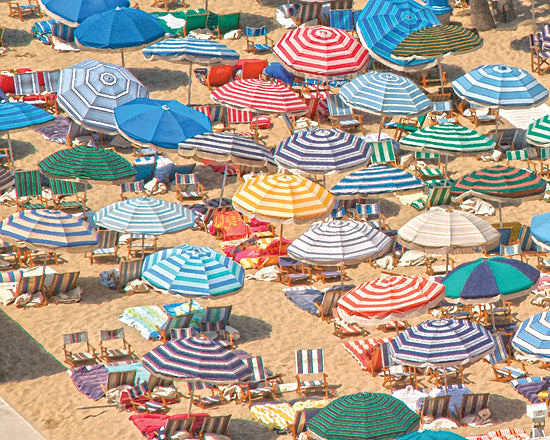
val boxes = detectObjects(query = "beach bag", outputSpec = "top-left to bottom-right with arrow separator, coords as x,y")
124,279 -> 149,295
100,269 -> 119,289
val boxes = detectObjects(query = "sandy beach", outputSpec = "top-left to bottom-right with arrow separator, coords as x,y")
1,0 -> 550,438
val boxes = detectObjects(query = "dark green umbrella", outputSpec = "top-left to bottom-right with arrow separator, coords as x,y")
308,392 -> 420,440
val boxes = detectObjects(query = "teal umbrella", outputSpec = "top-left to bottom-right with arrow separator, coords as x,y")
396,431 -> 466,440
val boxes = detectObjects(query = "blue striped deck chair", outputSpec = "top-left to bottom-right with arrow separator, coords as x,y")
31,19 -> 58,45
156,313 -> 194,342
330,201 -> 346,220
499,243 -> 523,259
292,2 -> 322,26
99,327 -> 137,362
188,381 -> 227,408
518,225 -> 537,253
169,327 -> 197,340
326,94 -> 364,134
484,333 -> 527,382
370,141 -> 398,167
329,9 -> 355,33
245,26 -> 273,54
15,170 -> 47,211
427,365 -> 465,387
13,72 -> 40,95
175,173 -> 206,201
118,258 -> 144,292
47,271 -> 79,299
355,203 -> 387,230
241,356 -> 281,404
510,376 -> 545,390
378,342 -> 416,392
282,113 -> 310,134
120,180 -> 145,200
10,274 -> 45,298
420,395 -> 451,425
50,178 -> 87,212
295,349 -> 329,398
85,229 -> 121,264
42,70 -> 60,93
62,331 -> 98,368
102,370 -> 137,392
414,152 -> 444,180
51,23 -> 79,52
198,415 -> 232,437
458,393 -> 490,422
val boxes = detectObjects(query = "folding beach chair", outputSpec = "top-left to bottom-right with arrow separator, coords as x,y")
428,93 -> 456,125
292,2 -> 322,26
483,333 -> 527,381
420,395 -> 451,426
199,415 -> 232,437
125,234 -> 158,259
226,108 -> 255,137
330,0 -> 354,9
188,381 -> 227,408
392,114 -> 428,140
13,72 -> 40,96
99,328 -> 137,362
538,147 -> 550,177
119,180 -> 145,200
7,0 -> 41,21
179,12 -> 209,36
213,12 -> 240,38
414,152 -> 445,181
10,274 -> 45,299
162,417 -> 196,439
326,94 -> 364,134
279,256 -> 313,287
378,342 -> 416,392
50,178 -> 88,212
295,349 -> 329,398
314,288 -> 345,320
31,19 -> 58,45
411,184 -> 452,211
50,23 -> 79,52
15,170 -> 48,211
530,33 -> 550,75
245,26 -> 273,54
122,381 -> 168,414
175,173 -> 206,201
169,327 -> 197,340
355,203 -> 387,230
241,356 -> 281,404
329,9 -> 355,33
156,313 -> 194,343
314,265 -> 346,284
85,230 -> 121,264
506,149 -> 535,171
202,305 -> 232,327
101,370 -> 137,393
427,365 -> 465,387
467,104 -> 498,128
370,141 -> 398,167
62,331 -> 98,368
458,393 -> 490,424
282,113 -> 313,134
46,271 -> 79,299
117,258 -> 144,293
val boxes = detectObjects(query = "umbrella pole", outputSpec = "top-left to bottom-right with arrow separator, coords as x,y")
254,111 -> 259,140
141,234 -> 145,257
495,109 -> 500,130
188,62 -> 193,106
7,131 -> 15,171
279,224 -> 284,254
491,307 -> 497,332
444,371 -> 448,391
43,250 -> 47,276
439,63 -> 445,89
188,388 -> 194,415
219,163 -> 228,207
378,116 -> 383,141
498,201 -> 503,228
446,254 -> 450,275
120,49 -> 125,67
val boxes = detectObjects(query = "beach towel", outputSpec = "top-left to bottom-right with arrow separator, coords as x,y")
69,364 -> 109,401
245,265 -> 280,281
250,402 -> 296,433
33,116 -> 69,144
283,287 -> 324,315
467,428 -> 530,440
511,377 -> 550,403
342,337 -> 393,372
130,413 -> 209,440
119,305 -> 169,340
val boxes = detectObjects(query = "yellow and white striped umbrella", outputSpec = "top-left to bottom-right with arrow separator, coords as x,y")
397,207 -> 501,256
232,173 -> 335,224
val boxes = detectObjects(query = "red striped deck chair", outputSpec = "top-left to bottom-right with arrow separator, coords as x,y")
47,271 -> 79,298
99,328 -> 137,362
15,170 -> 48,211
342,337 -> 393,373
198,415 -> 232,437
241,356 -> 281,404
420,395 -> 451,426
156,313 -> 194,342
120,180 -> 145,200
295,349 -> 329,398
62,331 -> 98,368
332,307 -> 367,338
226,108 -> 255,138
102,370 -> 137,392
10,274 -> 45,298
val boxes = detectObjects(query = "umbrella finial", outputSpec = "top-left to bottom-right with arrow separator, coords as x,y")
161,105 -> 170,111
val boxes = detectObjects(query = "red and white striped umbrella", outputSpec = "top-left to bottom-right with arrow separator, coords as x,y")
337,275 -> 446,326
210,79 -> 308,115
273,26 -> 370,79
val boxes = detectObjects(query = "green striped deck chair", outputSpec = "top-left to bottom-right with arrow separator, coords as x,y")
539,147 -> 550,177
295,349 -> 329,398
506,149 -> 534,171
203,305 -> 232,327
102,370 -> 137,392
62,331 -> 97,368
50,178 -> 87,211
118,258 -> 144,292
156,313 -> 194,342
411,184 -> 452,211
47,271 -> 79,298
414,151 -> 444,180
420,395 -> 451,425
15,170 -> 47,211
99,328 -> 137,362
86,230 -> 121,264
370,141 -> 398,166
392,114 -> 427,140
198,415 -> 232,437
458,393 -> 490,421
10,274 -> 45,298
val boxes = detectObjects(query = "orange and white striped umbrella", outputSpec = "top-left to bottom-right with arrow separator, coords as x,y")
338,275 -> 446,326
232,173 -> 335,224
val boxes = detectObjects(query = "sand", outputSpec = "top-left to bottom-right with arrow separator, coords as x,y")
1,0 -> 550,438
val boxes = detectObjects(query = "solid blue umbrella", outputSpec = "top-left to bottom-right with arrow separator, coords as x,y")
38,0 -> 129,26
530,212 -> 550,251
512,312 -> 550,359
356,0 -> 440,72
75,7 -> 165,66
141,245 -> 245,297
58,59 -> 149,134
114,98 -> 212,150
274,128 -> 371,175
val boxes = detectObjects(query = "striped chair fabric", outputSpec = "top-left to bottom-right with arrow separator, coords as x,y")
242,356 -> 279,402
330,204 -> 346,219
100,328 -> 125,341
379,342 -> 415,389
50,178 -> 79,196
510,376 -> 545,389
459,393 -> 490,420
296,349 -> 324,374
245,26 -> 272,53
329,0 -> 354,9
100,328 -> 135,361
542,148 -> 550,160
203,305 -> 232,326
428,366 -> 464,386
428,184 -> 452,206
105,371 -> 137,390
294,2 -> 322,25
421,395 -> 451,420
31,19 -> 58,44
227,108 -> 254,136
170,327 -> 197,339
42,70 -> 60,93
158,313 -> 194,341
329,9 -> 355,32
118,258 -> 144,290
51,23 -> 75,42
120,180 -> 145,198
13,274 -> 45,297
162,417 -> 196,439
90,230 -> 120,263
128,381 -> 149,400
326,94 -> 361,129
506,149 -> 529,162
485,333 -> 527,380
48,271 -> 79,297
15,170 -> 43,198
356,202 -> 385,229
518,225 -> 537,251
370,141 -> 397,165
499,243 -> 522,257
175,172 -> 205,199
63,330 -> 97,366
199,415 -> 232,437
63,331 -> 89,345
188,381 -> 226,407
13,72 -> 41,95
192,105 -> 211,119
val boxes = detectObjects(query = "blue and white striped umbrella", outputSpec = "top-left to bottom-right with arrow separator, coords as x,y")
93,197 -> 194,235
0,209 -> 98,252
274,128 -> 371,175
141,245 -> 245,298
142,37 -> 240,64
389,319 -> 495,368
339,72 -> 432,117
142,336 -> 252,382
57,59 -> 149,134
452,64 -> 549,109
355,0 -> 440,72
287,220 -> 392,266
331,165 -> 424,198
512,312 -> 550,359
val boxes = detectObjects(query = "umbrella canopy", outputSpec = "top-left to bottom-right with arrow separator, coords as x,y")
307,392 -> 420,440
273,25 -> 369,79
141,245 -> 244,297
38,0 -> 129,26
331,165 -> 424,199
339,72 -> 432,117
142,37 -> 240,64
512,312 -> 550,359
142,336 -> 252,382
274,128 -> 370,175
94,197 -> 195,235
389,319 -> 495,368
337,276 -> 446,326
391,24 -> 483,60
443,257 -> 540,304
232,173 -> 335,224
397,207 -> 501,255
355,0 -> 440,72
529,212 -> 550,250
0,209 -> 98,252
527,115 -> 550,147
287,220 -> 392,266
57,59 -> 149,134
452,64 -> 549,109
399,123 -> 495,155
396,431 -> 466,440
38,144 -> 136,183
114,98 -> 212,150
210,79 -> 308,115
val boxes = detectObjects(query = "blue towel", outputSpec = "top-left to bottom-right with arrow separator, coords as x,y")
284,288 -> 324,315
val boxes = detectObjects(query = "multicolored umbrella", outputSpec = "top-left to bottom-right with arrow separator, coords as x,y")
355,0 -> 440,72
337,276 -> 446,326
443,257 -> 540,304
512,312 -> 550,359
307,392 -> 420,440
273,26 -> 369,79
389,319 -> 495,368
38,0 -> 129,26
232,173 -> 335,224
141,245 -> 244,297
57,59 -> 149,134
114,98 -> 212,150
287,220 -> 392,266
274,128 -> 370,175
527,115 -> 550,146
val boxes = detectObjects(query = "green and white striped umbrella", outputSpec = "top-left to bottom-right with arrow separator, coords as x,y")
527,115 -> 550,147
399,123 -> 495,156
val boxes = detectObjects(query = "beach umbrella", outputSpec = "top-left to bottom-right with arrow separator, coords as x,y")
274,128 -> 371,176
389,319 -> 495,369
57,59 -> 149,135
337,276 -> 446,326
529,212 -> 550,251
142,37 -> 240,105
396,430 -> 466,440
0,167 -> 14,192
307,392 -> 420,440
178,132 -> 276,204
141,245 -> 244,297
114,98 -> 212,150
37,0 -> 130,26
74,7 -> 164,66
512,312 -> 550,360
273,25 -> 369,79
0,102 -> 55,170
527,115 -> 550,147
355,0 -> 440,72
